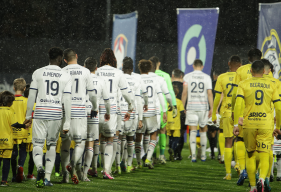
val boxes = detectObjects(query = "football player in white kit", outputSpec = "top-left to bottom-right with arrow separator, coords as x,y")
24,47 -> 72,188
83,57 -> 110,180
137,59 -> 167,169
181,59 -> 213,162
60,49 -> 98,184
96,48 -> 134,179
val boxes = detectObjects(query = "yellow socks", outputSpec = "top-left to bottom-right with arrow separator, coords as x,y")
236,141 -> 246,171
246,151 -> 257,187
219,133 -> 225,161
234,141 -> 237,163
224,148 -> 233,175
267,150 -> 273,178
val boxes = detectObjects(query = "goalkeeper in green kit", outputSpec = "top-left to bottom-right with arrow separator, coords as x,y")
149,56 -> 177,163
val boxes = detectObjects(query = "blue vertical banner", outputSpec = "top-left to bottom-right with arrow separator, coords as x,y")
112,11 -> 138,71
257,2 -> 281,80
177,8 -> 219,75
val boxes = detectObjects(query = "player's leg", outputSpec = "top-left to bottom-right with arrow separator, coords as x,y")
256,129 -> 272,192
110,131 -> 119,173
44,120 -> 62,186
135,132 -> 143,168
199,126 -> 208,161
32,119 -> 47,188
236,133 -> 247,186
27,144 -> 36,180
159,109 -> 167,162
16,142 -> 27,182
115,135 -> 121,173
219,127 -> 225,163
11,144 -> 18,182
60,134 -> 71,183
0,150 -> 12,186
186,111 -> 199,162
126,135 -> 135,172
277,154 -> 281,181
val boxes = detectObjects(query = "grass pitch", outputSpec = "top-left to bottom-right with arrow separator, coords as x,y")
1,143 -> 280,192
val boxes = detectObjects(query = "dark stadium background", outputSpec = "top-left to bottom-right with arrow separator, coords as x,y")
0,0 -> 279,92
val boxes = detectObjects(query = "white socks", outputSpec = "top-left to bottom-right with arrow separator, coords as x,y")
92,141 -> 99,171
116,139 -> 121,167
135,142 -> 142,164
190,131 -> 197,158
277,156 -> 281,177
33,145 -> 43,170
100,138 -> 106,167
104,141 -> 113,173
45,145 -> 56,180
143,135 -> 150,153
110,135 -> 118,171
60,138 -> 71,172
83,147 -> 93,176
121,136 -> 126,158
127,141 -> 135,166
70,141 -> 85,168
199,132 -> 207,158
147,140 -> 157,161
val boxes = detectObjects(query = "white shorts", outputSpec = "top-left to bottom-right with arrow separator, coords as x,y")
69,118 -> 87,143
185,111 -> 208,128
121,116 -> 138,137
137,115 -> 158,134
87,115 -> 99,141
32,119 -> 62,147
157,114 -> 161,130
116,114 -> 123,133
99,114 -> 117,137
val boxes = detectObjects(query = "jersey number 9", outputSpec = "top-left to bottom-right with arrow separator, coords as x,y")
255,90 -> 263,105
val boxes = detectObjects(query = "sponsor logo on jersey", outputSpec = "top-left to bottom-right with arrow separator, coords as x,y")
113,34 -> 128,70
261,29 -> 281,80
0,138 -> 8,143
248,112 -> 267,118
72,97 -> 82,100
40,99 -> 60,104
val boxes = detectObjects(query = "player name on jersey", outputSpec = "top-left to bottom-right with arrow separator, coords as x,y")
249,82 -> 270,88
99,72 -> 115,77
70,71 -> 82,75
43,72 -> 62,77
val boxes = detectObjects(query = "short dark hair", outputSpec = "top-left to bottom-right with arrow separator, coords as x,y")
251,60 -> 264,74
0,91 -> 15,106
261,58 -> 274,74
193,59 -> 203,67
149,56 -> 160,70
48,47 -> 63,60
172,69 -> 183,78
63,48 -> 76,62
173,84 -> 179,96
229,55 -> 242,64
248,48 -> 262,61
138,59 -> 152,74
123,57 -> 133,70
84,57 -> 97,72
100,48 -> 117,68
24,84 -> 30,98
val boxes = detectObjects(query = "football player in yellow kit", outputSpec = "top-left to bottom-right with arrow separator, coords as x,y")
212,55 -> 241,180
234,60 -> 281,192
232,48 -> 262,185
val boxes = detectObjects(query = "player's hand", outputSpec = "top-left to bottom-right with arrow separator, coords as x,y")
128,103 -> 134,112
163,112 -> 167,123
233,126 -> 239,136
25,122 -> 31,129
212,120 -> 217,125
63,130 -> 69,134
124,112 -> 130,121
273,129 -> 281,138
104,113 -> 110,122
23,119 -> 32,125
238,117 -> 244,126
143,105 -> 148,112
173,106 -> 177,118
208,109 -> 212,118
91,110 -> 98,118
184,110 -> 186,114
138,120 -> 143,129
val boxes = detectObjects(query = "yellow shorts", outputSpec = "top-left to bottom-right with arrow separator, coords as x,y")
219,118 -> 223,129
223,117 -> 233,138
70,140 -> 75,149
26,143 -> 33,152
56,136 -> 62,154
238,124 -> 243,138
0,149 -> 13,158
13,139 -> 23,145
243,128 -> 272,153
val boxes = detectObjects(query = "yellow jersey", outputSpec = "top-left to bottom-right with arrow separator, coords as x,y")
213,72 -> 236,118
0,107 -> 16,149
10,95 -> 28,141
236,77 -> 280,129
166,98 -> 184,130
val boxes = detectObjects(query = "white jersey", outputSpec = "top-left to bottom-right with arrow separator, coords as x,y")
86,73 -> 110,118
141,74 -> 163,117
63,64 -> 95,118
96,65 -> 128,114
183,70 -> 212,111
30,65 -> 71,120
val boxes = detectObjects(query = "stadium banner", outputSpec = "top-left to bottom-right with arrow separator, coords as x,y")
257,2 -> 281,80
177,8 -> 219,75
112,11 -> 138,71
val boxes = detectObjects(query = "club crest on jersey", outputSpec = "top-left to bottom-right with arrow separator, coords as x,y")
113,34 -> 128,70
261,29 -> 281,80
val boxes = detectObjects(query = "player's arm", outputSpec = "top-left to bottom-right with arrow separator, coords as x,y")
231,73 -> 240,111
25,72 -> 37,122
181,83 -> 188,109
212,91 -> 221,122
101,81 -> 111,115
119,77 -> 134,111
62,77 -> 72,132
233,85 -> 245,136
165,75 -> 177,106
86,72 -> 98,112
160,80 -> 173,110
207,90 -> 213,118
272,86 -> 281,130
157,88 -> 167,122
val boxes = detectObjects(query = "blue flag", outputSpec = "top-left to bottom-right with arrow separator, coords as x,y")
257,2 -> 281,80
177,8 -> 219,75
112,11 -> 138,71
